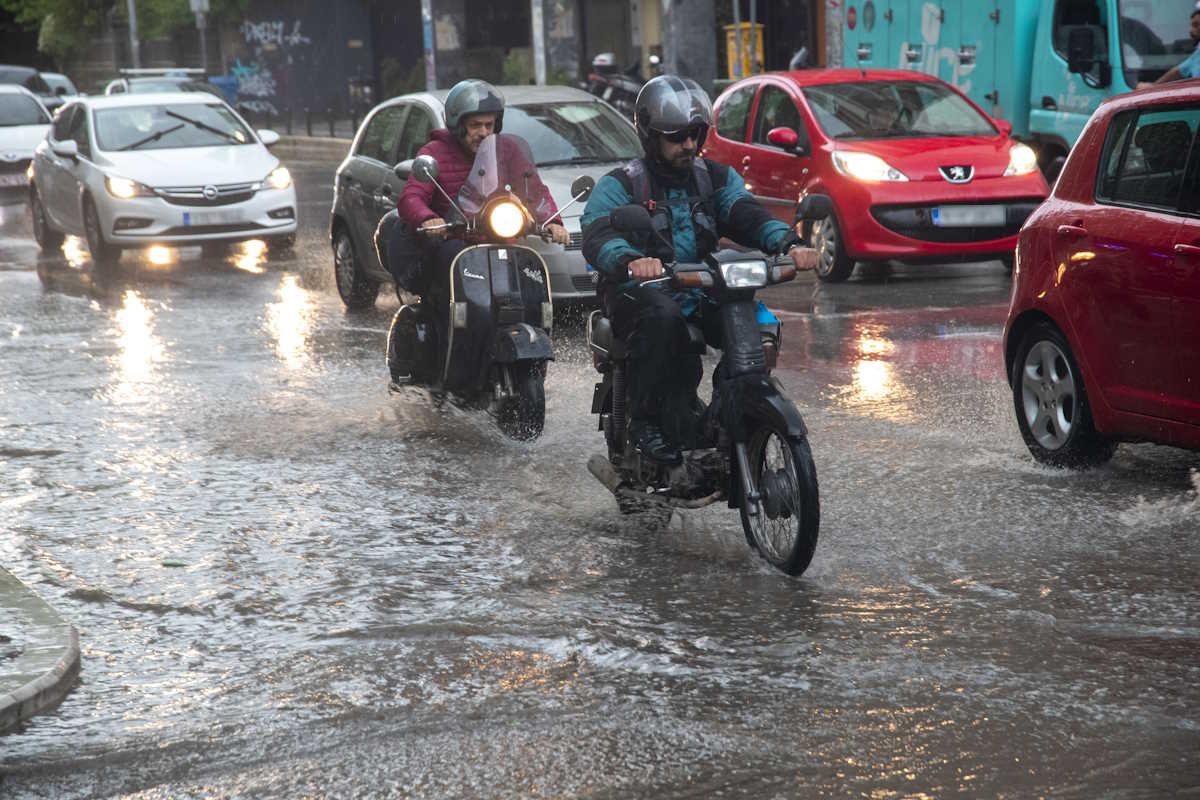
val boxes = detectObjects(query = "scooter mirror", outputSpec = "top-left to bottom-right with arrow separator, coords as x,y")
393,159 -> 414,180
412,154 -> 439,183
609,204 -> 654,233
571,175 -> 595,201
796,193 -> 834,222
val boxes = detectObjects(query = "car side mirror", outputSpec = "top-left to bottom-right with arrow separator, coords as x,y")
609,204 -> 654,234
51,139 -> 78,160
257,129 -> 280,147
1067,27 -> 1095,75
994,118 -> 1013,138
767,126 -> 808,155
412,154 -> 438,183
394,158 -> 414,180
795,193 -> 834,222
55,86 -> 67,96
570,175 -> 595,200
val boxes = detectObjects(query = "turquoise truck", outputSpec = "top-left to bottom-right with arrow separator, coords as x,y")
843,0 -> 1196,178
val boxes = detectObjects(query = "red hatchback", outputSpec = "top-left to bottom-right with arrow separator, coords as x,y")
705,69 -> 1050,281
1003,82 -> 1200,467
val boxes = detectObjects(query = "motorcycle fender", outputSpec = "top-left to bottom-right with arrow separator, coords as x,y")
493,324 -> 553,363
744,379 -> 809,440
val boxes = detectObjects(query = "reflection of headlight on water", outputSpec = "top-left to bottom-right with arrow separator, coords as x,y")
488,202 -> 525,239
267,275 -> 313,368
61,236 -> 88,268
147,246 -> 173,266
233,239 -> 267,274
855,359 -> 892,402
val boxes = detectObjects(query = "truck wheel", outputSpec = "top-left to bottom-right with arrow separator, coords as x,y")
810,214 -> 854,283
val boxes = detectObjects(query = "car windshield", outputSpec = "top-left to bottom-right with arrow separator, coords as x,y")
0,93 -> 50,126
94,103 -> 253,151
802,80 -> 996,140
43,75 -> 75,94
1119,0 -> 1196,84
502,101 -> 640,166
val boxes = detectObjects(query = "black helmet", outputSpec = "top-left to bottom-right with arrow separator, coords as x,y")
444,79 -> 505,136
634,75 -> 713,155
591,52 -> 618,75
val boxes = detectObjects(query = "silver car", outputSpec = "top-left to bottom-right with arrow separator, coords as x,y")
329,84 -> 640,307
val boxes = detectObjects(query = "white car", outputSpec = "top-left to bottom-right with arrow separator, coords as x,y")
0,85 -> 51,206
29,92 -> 296,263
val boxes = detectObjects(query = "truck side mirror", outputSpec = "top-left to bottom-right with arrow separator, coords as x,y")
1066,27 -> 1095,75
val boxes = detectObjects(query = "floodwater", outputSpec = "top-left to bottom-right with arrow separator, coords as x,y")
0,172 -> 1196,797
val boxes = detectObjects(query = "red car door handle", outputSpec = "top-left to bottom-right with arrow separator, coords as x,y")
1056,224 -> 1087,237
741,156 -> 751,166
1174,243 -> 1200,257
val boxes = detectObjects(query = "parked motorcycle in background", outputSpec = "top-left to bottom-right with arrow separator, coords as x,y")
580,52 -> 660,117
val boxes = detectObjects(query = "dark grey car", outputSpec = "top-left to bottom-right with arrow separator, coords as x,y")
329,84 -> 640,308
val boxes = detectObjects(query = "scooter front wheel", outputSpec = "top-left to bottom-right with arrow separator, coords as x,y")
738,426 -> 820,576
497,362 -> 545,441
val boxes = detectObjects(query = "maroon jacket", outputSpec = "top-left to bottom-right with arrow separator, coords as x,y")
397,129 -> 559,227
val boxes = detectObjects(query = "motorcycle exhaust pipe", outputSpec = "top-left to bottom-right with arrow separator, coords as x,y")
587,453 -> 624,494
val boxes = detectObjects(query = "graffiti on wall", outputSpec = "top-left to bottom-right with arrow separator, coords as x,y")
231,19 -> 313,117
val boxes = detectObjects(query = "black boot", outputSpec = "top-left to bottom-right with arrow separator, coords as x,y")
630,418 -> 682,465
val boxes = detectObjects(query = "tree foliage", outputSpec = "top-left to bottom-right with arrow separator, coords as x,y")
0,0 -> 247,62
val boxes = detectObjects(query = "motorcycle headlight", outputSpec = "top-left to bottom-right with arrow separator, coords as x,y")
831,150 -> 908,182
105,175 -> 154,199
1003,143 -> 1038,177
719,258 -> 769,288
264,166 -> 292,190
487,200 -> 526,239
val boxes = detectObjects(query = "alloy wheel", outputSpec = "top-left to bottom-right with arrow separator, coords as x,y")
1020,338 -> 1076,450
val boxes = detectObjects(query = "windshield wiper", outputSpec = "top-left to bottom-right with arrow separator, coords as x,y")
165,110 -> 243,144
538,156 -> 610,167
120,123 -> 185,151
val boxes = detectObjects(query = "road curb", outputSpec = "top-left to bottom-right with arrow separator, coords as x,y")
276,135 -> 351,162
0,569 -> 81,735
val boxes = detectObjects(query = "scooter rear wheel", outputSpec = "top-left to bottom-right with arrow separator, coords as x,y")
738,427 -> 820,576
497,362 -> 545,441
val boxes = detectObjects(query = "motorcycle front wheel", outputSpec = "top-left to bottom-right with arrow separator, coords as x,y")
496,362 -> 546,441
739,426 -> 820,576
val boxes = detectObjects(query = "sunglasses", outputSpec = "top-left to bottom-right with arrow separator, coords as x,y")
662,125 -> 705,144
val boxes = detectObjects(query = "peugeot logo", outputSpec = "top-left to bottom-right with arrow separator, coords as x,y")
939,165 -> 974,183
202,184 -> 219,200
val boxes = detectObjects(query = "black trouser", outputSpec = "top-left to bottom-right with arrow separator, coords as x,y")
600,281 -> 704,445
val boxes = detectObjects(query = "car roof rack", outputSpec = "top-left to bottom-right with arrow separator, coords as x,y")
118,68 -> 206,77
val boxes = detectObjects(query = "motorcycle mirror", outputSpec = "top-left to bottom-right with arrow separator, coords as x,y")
393,158 -> 414,180
571,175 -> 595,201
412,154 -> 439,183
795,194 -> 834,222
609,204 -> 654,234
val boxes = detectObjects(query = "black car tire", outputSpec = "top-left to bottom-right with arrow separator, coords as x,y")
30,187 -> 64,251
810,214 -> 855,283
83,195 -> 120,266
332,226 -> 379,309
1011,322 -> 1115,468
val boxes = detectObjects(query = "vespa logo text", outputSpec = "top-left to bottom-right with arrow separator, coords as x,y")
522,267 -> 544,284
939,165 -> 974,183
462,268 -> 486,281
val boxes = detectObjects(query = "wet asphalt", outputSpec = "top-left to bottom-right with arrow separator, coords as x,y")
0,155 -> 1196,798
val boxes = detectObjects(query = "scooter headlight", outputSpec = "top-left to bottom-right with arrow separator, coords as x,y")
719,258 -> 769,288
487,200 -> 526,239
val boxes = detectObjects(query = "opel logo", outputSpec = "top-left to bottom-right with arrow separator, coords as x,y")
1,152 -> 18,162
202,184 -> 219,200
939,165 -> 974,183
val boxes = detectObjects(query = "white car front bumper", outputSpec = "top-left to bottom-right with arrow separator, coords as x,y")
97,184 -> 298,245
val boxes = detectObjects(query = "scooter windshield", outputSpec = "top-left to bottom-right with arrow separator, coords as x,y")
457,133 -> 554,223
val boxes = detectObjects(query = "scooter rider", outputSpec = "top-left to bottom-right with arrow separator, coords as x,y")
581,75 -> 819,464
394,79 -> 570,374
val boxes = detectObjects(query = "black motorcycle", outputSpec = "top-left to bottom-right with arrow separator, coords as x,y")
580,52 -> 655,117
378,133 -> 593,441
586,200 -> 828,576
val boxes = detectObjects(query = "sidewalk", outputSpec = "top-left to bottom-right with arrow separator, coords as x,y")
0,567 -> 80,734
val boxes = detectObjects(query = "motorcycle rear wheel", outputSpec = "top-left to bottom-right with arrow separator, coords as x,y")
497,362 -> 545,441
738,427 -> 820,576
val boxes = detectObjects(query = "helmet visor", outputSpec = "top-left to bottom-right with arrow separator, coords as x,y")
642,77 -> 714,133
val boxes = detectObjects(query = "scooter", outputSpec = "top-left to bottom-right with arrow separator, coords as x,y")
580,52 -> 658,116
378,133 -> 594,441
586,199 -> 829,576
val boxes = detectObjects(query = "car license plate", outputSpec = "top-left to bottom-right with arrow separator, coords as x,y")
183,209 -> 241,226
0,173 -> 28,187
931,205 -> 1006,227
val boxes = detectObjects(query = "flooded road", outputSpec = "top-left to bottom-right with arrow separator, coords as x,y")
1,158 -> 1197,798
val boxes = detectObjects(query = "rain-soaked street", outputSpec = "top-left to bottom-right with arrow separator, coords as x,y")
1,153 -> 1197,798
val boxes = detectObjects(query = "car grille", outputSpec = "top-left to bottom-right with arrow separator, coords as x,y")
566,231 -> 583,251
0,158 -> 30,175
871,200 -> 1041,244
156,182 -> 258,207
158,222 -> 267,235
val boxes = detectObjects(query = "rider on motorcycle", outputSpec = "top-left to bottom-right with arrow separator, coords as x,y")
394,79 -> 570,376
581,75 -> 819,464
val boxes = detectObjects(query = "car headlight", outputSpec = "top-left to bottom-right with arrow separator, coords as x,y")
487,200 -> 526,239
1004,143 -> 1038,177
832,150 -> 908,182
104,175 -> 154,199
264,166 -> 292,190
719,258 -> 769,288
